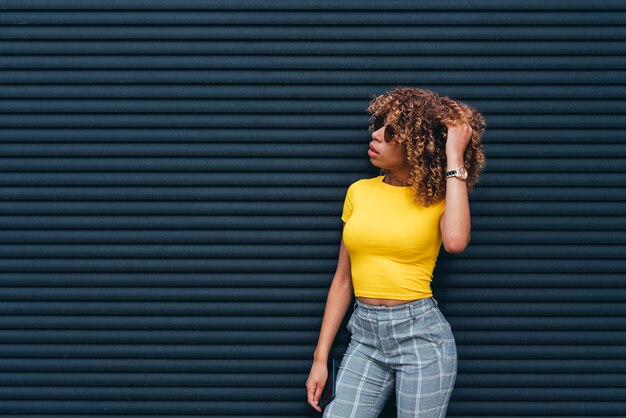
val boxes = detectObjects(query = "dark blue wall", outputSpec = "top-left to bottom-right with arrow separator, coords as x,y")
0,0 -> 624,416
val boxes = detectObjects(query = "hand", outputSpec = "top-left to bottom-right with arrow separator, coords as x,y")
306,360 -> 328,413
445,122 -> 473,158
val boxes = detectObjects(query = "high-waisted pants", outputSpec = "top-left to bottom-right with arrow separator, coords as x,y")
322,296 -> 457,418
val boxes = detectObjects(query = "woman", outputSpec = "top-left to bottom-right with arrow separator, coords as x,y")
305,87 -> 486,417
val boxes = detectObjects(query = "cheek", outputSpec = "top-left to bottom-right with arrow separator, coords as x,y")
391,144 -> 407,161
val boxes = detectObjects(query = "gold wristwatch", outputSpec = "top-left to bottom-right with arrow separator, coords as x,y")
446,166 -> 468,181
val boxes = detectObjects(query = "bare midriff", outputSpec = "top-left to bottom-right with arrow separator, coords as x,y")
356,296 -> 420,307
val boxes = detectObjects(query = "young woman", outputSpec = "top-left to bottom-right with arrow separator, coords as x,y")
306,87 -> 486,417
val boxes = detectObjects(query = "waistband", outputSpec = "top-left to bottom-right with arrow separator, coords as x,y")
353,296 -> 438,321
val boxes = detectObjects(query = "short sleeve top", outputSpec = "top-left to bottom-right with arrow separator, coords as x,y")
341,175 -> 446,300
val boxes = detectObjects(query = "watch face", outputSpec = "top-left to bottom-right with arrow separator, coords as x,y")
458,167 -> 468,179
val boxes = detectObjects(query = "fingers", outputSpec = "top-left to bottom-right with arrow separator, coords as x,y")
447,122 -> 471,130
307,383 -> 322,412
314,385 -> 322,406
447,123 -> 473,139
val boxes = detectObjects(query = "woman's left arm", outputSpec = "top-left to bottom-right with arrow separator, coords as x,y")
440,123 -> 473,253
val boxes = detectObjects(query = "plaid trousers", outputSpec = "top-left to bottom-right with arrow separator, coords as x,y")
322,296 -> 457,418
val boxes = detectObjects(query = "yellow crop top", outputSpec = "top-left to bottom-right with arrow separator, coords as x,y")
341,175 -> 446,300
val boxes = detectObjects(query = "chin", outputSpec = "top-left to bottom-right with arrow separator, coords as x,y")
370,159 -> 384,167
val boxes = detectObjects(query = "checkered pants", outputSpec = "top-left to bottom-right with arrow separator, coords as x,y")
322,297 -> 457,418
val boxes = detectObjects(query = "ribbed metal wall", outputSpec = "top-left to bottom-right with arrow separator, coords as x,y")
1,0 -> 625,416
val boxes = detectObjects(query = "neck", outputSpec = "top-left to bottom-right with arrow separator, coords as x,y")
384,171 -> 410,186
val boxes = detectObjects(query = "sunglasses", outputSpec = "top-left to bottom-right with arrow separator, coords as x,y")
372,115 -> 396,142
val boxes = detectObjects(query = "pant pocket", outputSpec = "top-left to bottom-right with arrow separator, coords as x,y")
425,321 -> 453,346
346,310 -> 356,333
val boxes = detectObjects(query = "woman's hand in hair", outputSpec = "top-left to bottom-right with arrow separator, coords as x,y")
444,122 -> 473,159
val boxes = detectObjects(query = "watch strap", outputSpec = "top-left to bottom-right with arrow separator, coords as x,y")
446,167 -> 461,177
446,166 -> 467,179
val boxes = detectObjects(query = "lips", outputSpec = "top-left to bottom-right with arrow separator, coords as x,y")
369,144 -> 380,154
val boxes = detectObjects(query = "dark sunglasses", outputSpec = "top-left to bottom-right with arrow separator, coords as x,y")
372,115 -> 395,142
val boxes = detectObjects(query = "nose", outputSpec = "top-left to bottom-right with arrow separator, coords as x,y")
372,127 -> 384,141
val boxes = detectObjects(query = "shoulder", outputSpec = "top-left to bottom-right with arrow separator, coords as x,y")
342,177 -> 379,207
347,175 -> 380,191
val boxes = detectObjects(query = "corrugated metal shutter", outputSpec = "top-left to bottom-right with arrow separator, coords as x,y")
0,0 -> 624,416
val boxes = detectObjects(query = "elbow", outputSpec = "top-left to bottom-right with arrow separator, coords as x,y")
443,235 -> 470,254
333,273 -> 353,289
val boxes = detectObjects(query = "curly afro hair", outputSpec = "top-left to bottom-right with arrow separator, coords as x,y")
367,87 -> 487,208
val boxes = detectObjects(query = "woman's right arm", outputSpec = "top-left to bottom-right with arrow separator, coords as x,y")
313,222 -> 353,363
306,222 -> 353,411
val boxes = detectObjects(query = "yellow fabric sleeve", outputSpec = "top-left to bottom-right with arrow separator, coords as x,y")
341,184 -> 354,223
